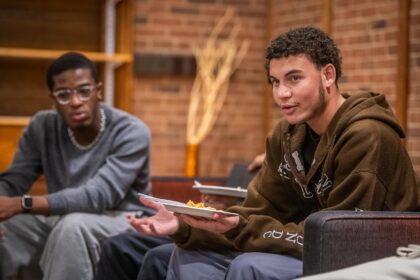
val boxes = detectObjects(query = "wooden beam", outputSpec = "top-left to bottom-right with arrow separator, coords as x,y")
0,47 -> 132,63
0,116 -> 29,126
322,0 -> 333,34
263,0 -> 273,146
396,0 -> 410,134
114,0 -> 134,112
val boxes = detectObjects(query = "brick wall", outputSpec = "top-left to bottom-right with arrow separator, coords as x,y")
408,0 -> 420,172
269,0 -> 324,125
133,0 -> 420,177
334,0 -> 399,105
133,0 -> 267,176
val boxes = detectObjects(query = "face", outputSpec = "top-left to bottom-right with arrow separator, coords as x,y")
269,55 -> 328,127
50,68 -> 102,130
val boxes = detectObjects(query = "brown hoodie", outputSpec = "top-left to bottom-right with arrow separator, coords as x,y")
172,92 -> 420,259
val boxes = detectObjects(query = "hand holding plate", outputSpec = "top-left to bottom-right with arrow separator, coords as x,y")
127,195 -> 180,236
180,212 -> 240,234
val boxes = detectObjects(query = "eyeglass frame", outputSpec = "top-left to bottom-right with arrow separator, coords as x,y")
51,82 -> 102,105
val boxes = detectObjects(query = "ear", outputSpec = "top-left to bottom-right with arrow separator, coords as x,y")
322,64 -> 336,88
49,93 -> 58,108
96,82 -> 104,100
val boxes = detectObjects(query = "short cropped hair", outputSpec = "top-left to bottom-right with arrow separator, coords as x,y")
265,26 -> 342,84
46,52 -> 99,91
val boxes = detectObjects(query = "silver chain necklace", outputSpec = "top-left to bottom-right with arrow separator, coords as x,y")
68,108 -> 106,151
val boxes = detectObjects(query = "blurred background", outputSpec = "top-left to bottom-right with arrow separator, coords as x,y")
0,0 -> 419,178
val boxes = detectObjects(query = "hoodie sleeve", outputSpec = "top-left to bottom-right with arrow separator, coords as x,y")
223,135 -> 306,259
170,220 -> 235,251
171,162 -> 305,258
172,121 -> 307,259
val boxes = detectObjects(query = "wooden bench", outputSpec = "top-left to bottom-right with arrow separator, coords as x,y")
151,176 -> 226,203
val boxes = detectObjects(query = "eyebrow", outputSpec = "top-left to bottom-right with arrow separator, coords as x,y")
53,83 -> 92,91
269,69 -> 303,82
284,69 -> 303,76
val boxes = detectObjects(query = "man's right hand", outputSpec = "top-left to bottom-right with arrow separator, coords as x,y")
127,196 -> 180,236
247,153 -> 266,171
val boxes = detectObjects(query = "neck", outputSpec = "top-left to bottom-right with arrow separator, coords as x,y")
68,108 -> 105,150
307,89 -> 345,135
72,110 -> 101,144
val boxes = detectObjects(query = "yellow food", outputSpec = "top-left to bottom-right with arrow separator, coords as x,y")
186,200 -> 205,208
186,200 -> 215,210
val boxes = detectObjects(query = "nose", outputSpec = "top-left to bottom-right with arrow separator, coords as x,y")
68,92 -> 83,106
273,84 -> 292,99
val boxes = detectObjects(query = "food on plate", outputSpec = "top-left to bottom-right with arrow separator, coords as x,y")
186,200 -> 205,208
186,200 -> 215,210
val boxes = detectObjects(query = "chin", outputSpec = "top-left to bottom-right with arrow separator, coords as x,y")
285,117 -> 304,125
285,111 -> 312,125
67,119 -> 91,130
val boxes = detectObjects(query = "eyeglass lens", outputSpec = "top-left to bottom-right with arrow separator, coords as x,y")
53,85 -> 96,104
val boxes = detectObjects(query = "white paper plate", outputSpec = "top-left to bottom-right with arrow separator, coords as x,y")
193,185 -> 247,198
163,203 -> 238,219
138,193 -> 185,206
138,193 -> 238,219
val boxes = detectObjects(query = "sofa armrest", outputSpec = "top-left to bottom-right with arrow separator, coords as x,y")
303,210 -> 420,276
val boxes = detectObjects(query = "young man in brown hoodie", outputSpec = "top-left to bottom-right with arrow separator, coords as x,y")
131,26 -> 420,280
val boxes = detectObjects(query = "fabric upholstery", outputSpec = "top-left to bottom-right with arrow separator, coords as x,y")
303,210 -> 420,275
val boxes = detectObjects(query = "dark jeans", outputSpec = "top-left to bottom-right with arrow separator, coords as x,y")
137,243 -> 176,280
95,232 -> 172,280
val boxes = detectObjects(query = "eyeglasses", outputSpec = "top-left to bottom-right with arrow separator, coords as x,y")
52,84 -> 99,105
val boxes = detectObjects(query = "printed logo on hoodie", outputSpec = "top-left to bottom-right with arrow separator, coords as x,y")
279,151 -> 314,198
263,229 -> 303,246
279,151 -> 332,198
277,154 -> 291,179
315,173 -> 332,194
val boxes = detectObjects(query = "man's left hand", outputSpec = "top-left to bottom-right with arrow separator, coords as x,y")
180,213 -> 239,234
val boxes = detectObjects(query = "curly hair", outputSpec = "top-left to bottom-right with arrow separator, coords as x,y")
265,26 -> 342,84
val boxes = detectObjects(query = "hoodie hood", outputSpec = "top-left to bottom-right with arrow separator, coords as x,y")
326,91 -> 405,141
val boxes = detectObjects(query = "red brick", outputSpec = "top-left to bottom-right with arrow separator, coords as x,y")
132,0 -> 420,177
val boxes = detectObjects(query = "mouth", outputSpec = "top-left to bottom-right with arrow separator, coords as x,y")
70,111 -> 88,122
280,104 -> 297,115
